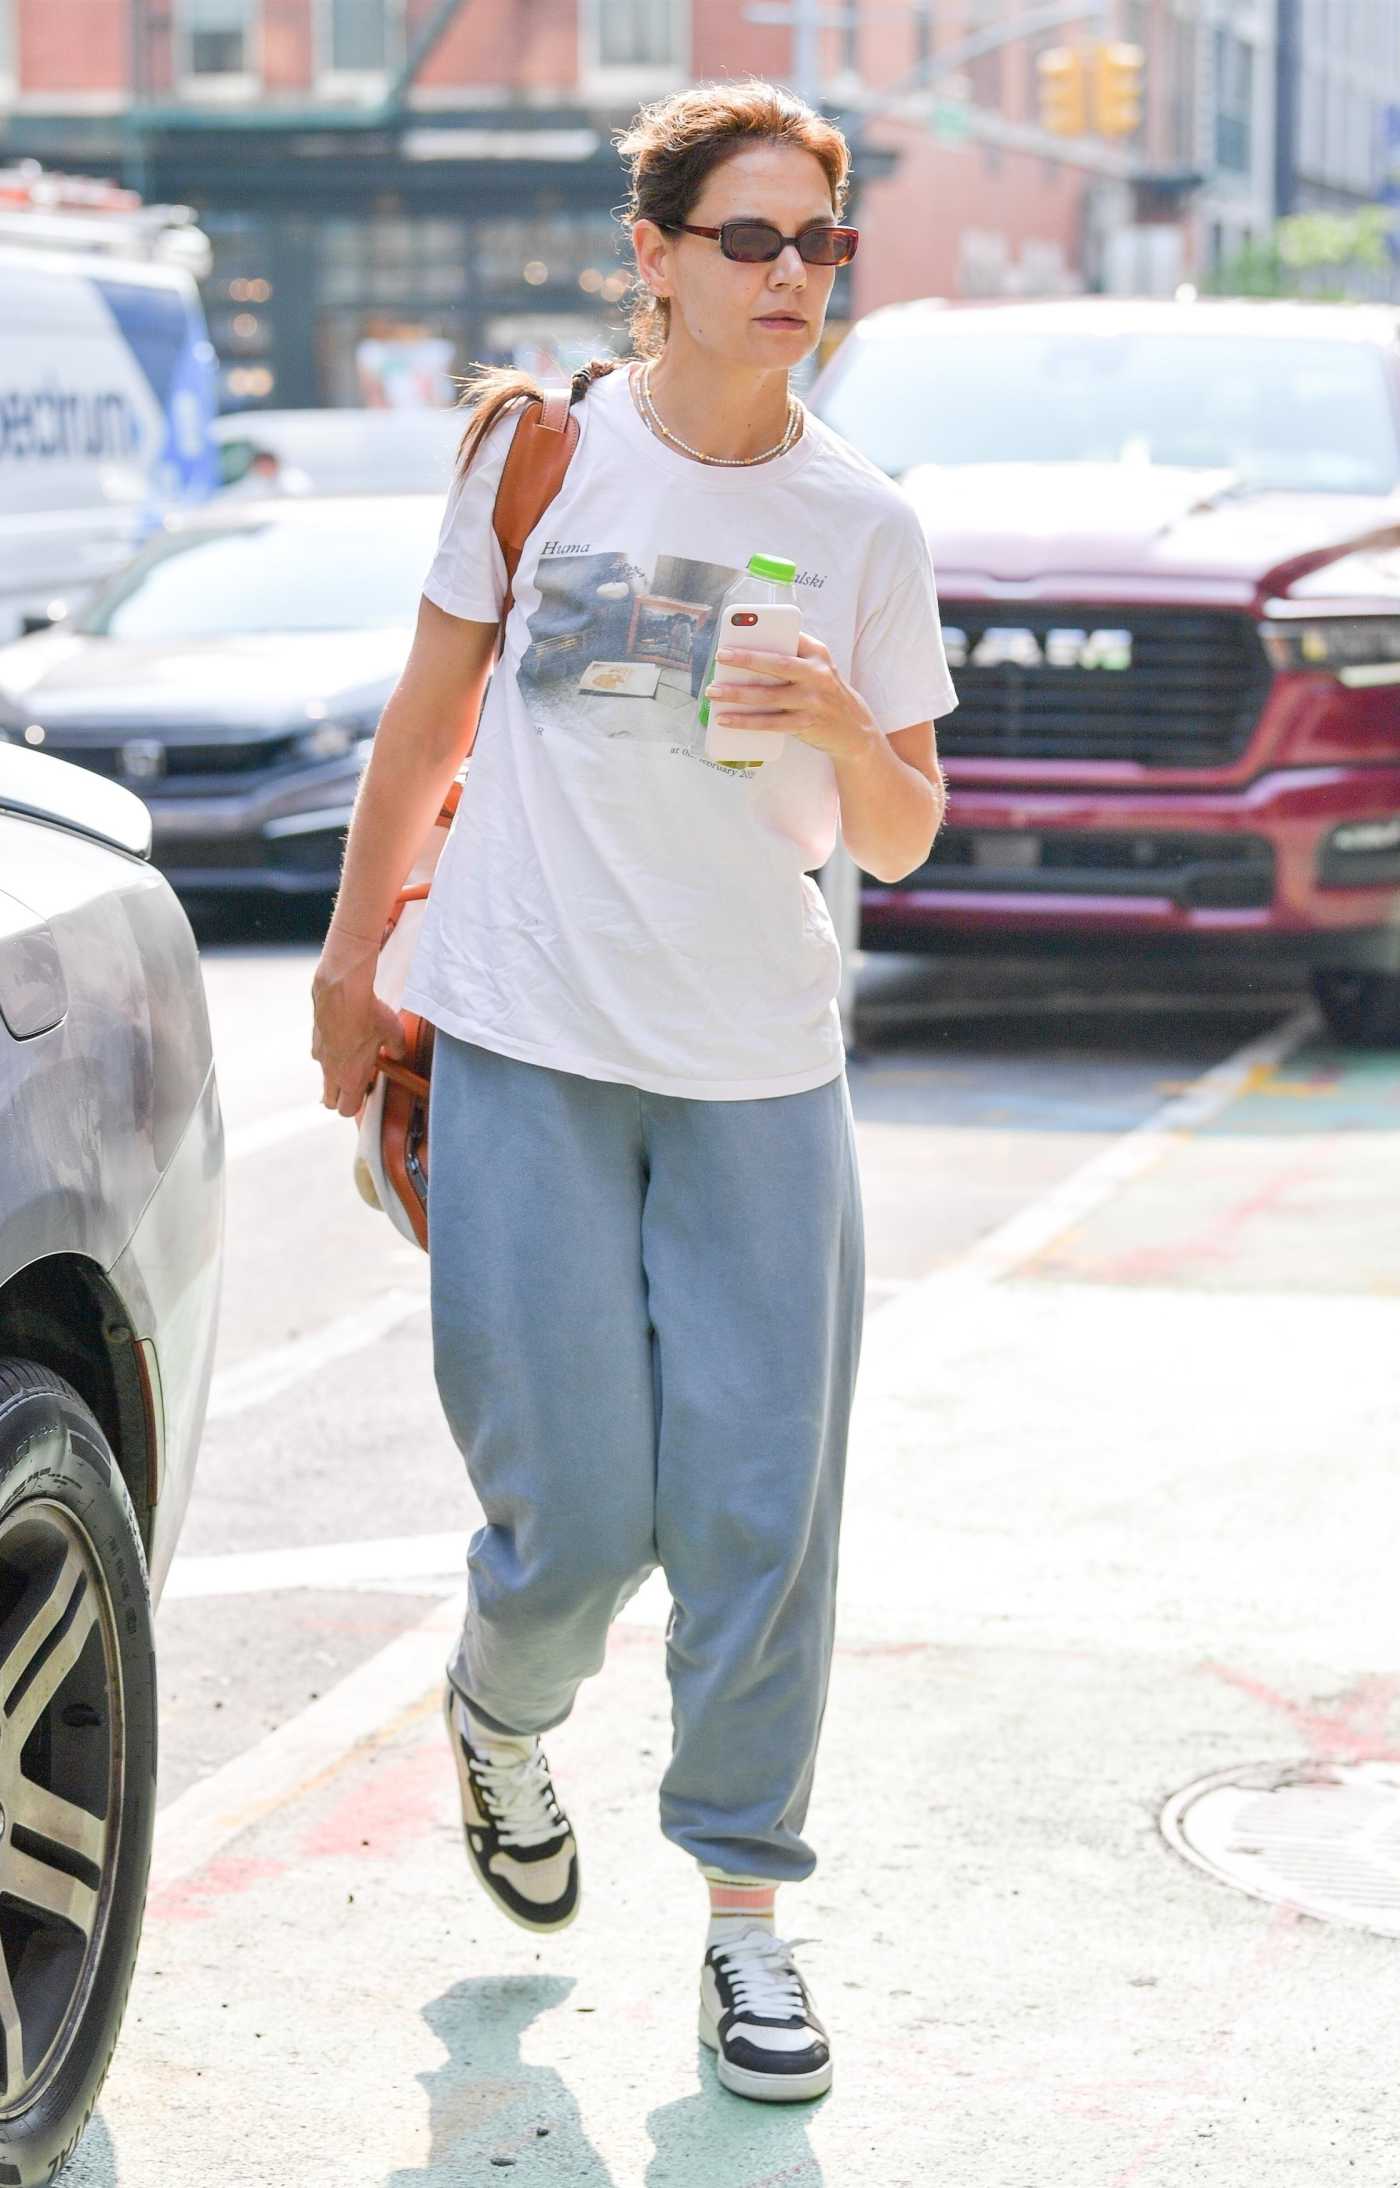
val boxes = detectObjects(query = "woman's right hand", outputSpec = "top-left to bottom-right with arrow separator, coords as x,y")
310,927 -> 409,1118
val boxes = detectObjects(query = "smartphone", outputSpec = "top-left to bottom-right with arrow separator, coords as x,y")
700,602 -> 802,764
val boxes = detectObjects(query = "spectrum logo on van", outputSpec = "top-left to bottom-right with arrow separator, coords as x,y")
0,377 -> 143,462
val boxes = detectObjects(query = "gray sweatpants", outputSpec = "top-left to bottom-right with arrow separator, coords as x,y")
425,1032 -> 864,1882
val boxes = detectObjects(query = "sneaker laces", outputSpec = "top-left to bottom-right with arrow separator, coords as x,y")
472,1742 -> 566,1848
715,1929 -> 807,2021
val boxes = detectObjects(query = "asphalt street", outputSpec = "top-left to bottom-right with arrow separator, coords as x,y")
65,914 -> 1400,2187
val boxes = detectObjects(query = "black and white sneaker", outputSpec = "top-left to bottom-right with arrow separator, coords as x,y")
698,1926 -> 833,2102
442,1685 -> 580,1933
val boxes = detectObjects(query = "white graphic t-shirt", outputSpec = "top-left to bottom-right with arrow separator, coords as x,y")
401,362 -> 958,1100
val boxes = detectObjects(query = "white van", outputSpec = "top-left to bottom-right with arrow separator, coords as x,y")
0,173 -> 219,641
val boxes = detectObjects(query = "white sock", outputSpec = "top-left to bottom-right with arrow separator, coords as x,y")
456,1693 -> 535,1757
701,1866 -> 778,1950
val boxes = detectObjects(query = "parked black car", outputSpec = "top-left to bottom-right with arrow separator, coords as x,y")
0,494 -> 443,897
0,726 -> 223,2181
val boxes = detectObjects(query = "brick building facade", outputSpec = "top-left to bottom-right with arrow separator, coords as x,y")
0,1 -> 1232,410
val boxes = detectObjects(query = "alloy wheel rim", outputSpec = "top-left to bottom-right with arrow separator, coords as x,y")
0,1498 -> 124,2116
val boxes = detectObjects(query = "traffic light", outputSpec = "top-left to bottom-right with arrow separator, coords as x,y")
1092,41 -> 1144,137
1036,45 -> 1086,137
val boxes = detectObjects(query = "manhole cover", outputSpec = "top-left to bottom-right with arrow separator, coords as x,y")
1161,1759 -> 1400,1935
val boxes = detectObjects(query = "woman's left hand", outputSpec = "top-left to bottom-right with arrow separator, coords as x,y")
705,633 -> 877,763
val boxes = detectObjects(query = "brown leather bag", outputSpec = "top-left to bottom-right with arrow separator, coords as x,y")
354,365 -> 612,1249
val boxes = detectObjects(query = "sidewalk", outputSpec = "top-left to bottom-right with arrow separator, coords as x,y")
71,1030 -> 1400,2187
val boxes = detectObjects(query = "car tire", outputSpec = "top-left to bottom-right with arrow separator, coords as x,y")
1310,967 -> 1400,1048
0,1360 -> 157,2187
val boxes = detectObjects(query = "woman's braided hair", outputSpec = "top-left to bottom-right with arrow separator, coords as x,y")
452,76 -> 850,477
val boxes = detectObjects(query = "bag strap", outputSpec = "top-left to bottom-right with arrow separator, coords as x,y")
488,359 -> 615,653
371,369 -> 610,1075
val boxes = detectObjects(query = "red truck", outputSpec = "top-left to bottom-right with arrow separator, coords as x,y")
810,297 -> 1400,1043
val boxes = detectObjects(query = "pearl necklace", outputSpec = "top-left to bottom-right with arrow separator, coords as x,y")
633,360 -> 803,467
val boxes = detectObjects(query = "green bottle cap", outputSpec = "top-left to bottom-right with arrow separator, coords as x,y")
747,553 -> 797,583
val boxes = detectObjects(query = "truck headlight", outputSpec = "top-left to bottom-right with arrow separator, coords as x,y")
1260,616 -> 1400,686
1319,814 -> 1400,888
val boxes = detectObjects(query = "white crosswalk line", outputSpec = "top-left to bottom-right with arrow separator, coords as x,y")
163,1531 -> 469,1600
203,1286 -> 426,1423
151,1591 -> 464,1892
859,1003 -> 1316,1378
160,1007 -> 1312,1895
224,1103 -> 342,1162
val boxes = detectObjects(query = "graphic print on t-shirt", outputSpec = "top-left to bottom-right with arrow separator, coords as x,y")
519,549 -> 745,752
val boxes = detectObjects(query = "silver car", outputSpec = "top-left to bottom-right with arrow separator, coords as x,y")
0,730 -> 223,2181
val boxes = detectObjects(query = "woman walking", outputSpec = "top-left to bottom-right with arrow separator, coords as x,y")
311,78 -> 957,2104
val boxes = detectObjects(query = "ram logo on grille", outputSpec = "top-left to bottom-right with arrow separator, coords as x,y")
943,627 -> 1134,672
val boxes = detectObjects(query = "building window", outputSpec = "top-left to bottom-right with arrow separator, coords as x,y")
966,0 -> 1003,114
912,2 -> 933,78
1325,76 -> 1346,182
186,0 -> 251,75
307,207 -> 623,404
1300,69 -> 1324,175
203,214 -> 279,408
598,0 -> 681,67
1169,14 -> 1197,166
1121,0 -> 1148,151
1212,27 -> 1252,174
475,209 -> 623,297
329,0 -> 389,72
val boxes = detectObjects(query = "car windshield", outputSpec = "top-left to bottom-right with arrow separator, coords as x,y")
74,504 -> 441,638
818,329 -> 1400,495
215,412 -> 462,494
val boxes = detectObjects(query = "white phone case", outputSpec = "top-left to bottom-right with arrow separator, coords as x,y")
703,602 -> 802,764
720,600 -> 802,667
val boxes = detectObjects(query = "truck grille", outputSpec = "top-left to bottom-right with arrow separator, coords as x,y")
37,730 -> 302,789
936,607 -> 1272,768
906,829 -> 1275,911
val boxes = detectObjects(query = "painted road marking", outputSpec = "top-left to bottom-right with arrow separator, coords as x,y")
859,1004 -> 1316,1377
936,1004 -> 1314,1285
158,1008 -> 1316,1886
202,1009 -> 1314,1434
186,1004 -> 1315,1537
161,1524 -> 677,1626
152,1590 -> 463,1893
857,986 -> 1301,1025
163,1531 -> 469,1601
224,1103 -> 342,1162
203,1287 -> 426,1423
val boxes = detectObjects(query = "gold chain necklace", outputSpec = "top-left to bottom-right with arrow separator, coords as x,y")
632,360 -> 802,467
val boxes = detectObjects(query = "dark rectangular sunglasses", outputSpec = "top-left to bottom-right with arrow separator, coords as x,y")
665,219 -> 859,267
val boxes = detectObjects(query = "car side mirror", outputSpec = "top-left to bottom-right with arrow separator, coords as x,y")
218,440 -> 257,489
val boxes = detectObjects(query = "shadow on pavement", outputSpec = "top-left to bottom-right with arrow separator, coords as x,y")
62,2109 -> 119,2185
644,2072 -> 828,2187
855,948 -> 1303,1054
845,950 -> 1348,1141
384,1973 -> 615,2184
181,890 -> 331,952
382,1972 -> 828,2187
